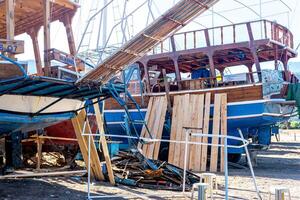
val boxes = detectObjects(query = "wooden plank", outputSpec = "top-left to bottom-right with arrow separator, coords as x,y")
71,110 -> 105,180
142,97 -> 158,154
220,94 -> 227,172
141,96 -> 167,159
179,94 -> 190,168
71,116 -> 96,178
152,96 -> 167,159
168,95 -> 180,164
145,96 -> 164,158
138,97 -> 154,149
200,93 -> 211,171
173,95 -> 184,167
189,94 -> 204,171
210,93 -> 222,172
93,99 -> 115,185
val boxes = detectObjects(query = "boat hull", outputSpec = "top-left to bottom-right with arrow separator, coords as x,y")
0,94 -> 83,135
104,99 -> 296,152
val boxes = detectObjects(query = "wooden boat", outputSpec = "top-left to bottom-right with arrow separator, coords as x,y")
103,20 -> 299,156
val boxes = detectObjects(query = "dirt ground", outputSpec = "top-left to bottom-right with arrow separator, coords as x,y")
0,131 -> 299,200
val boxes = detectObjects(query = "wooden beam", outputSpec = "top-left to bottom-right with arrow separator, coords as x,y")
220,94 -> 227,172
5,0 -> 14,58
170,36 -> 182,89
71,110 -> 105,181
28,27 -> 43,75
36,136 -> 43,170
61,14 -> 76,56
210,94 -> 222,172
43,0 -> 51,76
93,99 -> 115,185
6,0 -> 14,41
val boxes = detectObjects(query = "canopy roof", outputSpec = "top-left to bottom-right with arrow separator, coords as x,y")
0,0 -> 78,38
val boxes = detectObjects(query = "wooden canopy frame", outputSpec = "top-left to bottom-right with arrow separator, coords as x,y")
0,0 -> 79,76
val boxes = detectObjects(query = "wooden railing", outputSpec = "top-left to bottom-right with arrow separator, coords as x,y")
150,20 -> 293,54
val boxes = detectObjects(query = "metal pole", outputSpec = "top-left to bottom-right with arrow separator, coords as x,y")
237,129 -> 262,200
88,131 -> 91,199
182,129 -> 189,193
224,137 -> 229,200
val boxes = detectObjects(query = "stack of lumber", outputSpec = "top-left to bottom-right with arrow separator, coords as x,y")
168,93 -> 227,172
71,101 -> 115,185
139,96 -> 168,159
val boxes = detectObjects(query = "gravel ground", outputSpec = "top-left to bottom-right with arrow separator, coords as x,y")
0,131 -> 299,200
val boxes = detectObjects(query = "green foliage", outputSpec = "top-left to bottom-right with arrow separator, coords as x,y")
289,121 -> 300,129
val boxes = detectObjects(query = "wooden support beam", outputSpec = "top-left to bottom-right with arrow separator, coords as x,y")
6,0 -> 14,41
208,53 -> 216,79
36,136 -> 43,170
43,0 -> 51,76
5,0 -> 14,58
93,99 -> 115,185
162,69 -> 172,114
247,23 -> 262,82
61,14 -> 76,56
28,27 -> 43,75
170,36 -> 182,90
71,110 -> 105,181
140,60 -> 151,93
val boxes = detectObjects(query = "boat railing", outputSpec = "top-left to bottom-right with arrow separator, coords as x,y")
150,19 -> 293,55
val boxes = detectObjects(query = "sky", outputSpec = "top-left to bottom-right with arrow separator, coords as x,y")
14,0 -> 300,73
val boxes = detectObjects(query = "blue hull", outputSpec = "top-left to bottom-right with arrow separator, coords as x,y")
0,111 -> 75,136
104,99 -> 296,153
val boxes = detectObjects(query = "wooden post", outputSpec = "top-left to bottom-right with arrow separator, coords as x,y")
140,60 -> 151,93
28,28 -> 43,75
36,136 -> 43,170
208,53 -> 216,79
43,0 -> 51,76
172,56 -> 182,90
61,14 -> 76,56
162,69 -> 172,114
247,23 -> 262,82
246,64 -> 254,83
93,99 -> 115,185
6,0 -> 15,58
170,36 -> 182,89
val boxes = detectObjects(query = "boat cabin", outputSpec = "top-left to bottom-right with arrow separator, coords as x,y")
135,20 -> 298,100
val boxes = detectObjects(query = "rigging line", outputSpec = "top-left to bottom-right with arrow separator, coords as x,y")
233,0 -> 261,17
201,0 -> 279,17
278,0 -> 292,11
207,8 -> 234,24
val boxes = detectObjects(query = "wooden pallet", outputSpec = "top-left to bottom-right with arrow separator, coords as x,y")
139,96 -> 168,159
